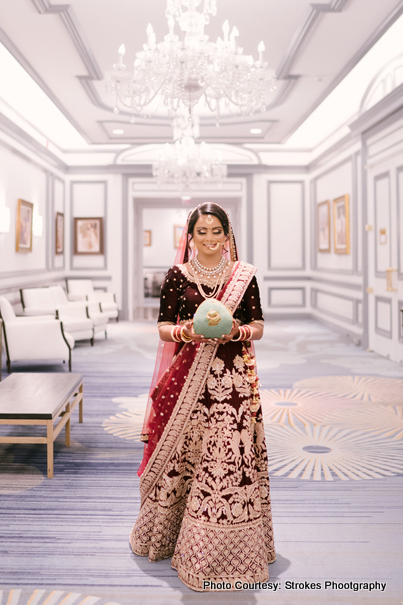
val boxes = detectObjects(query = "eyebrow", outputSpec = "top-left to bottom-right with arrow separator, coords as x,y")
197,226 -> 222,230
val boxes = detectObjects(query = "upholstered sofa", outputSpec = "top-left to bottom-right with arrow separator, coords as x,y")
20,286 -> 108,344
0,296 -> 74,372
66,279 -> 119,321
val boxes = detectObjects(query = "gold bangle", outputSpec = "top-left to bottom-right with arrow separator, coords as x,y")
180,326 -> 192,342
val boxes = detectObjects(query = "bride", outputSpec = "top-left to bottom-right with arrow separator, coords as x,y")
130,202 -> 275,591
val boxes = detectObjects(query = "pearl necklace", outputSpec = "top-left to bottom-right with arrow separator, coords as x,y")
192,255 -> 226,276
191,256 -> 229,299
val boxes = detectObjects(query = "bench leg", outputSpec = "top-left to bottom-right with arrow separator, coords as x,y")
47,420 -> 54,479
79,383 -> 84,423
65,401 -> 71,447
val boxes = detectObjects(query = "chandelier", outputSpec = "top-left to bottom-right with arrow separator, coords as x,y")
152,137 -> 227,189
152,110 -> 227,189
105,0 -> 276,121
153,110 -> 227,191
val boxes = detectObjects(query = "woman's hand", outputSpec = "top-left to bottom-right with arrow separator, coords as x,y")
181,321 -> 206,344
186,319 -> 240,345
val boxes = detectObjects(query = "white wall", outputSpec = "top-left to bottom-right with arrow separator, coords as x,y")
0,145 -> 48,278
253,173 -> 310,316
309,142 -> 364,335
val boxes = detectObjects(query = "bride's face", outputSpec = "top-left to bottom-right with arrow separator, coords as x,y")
192,214 -> 227,255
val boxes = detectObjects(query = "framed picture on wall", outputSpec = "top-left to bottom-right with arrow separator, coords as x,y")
317,200 -> 330,252
16,199 -> 33,253
73,217 -> 104,255
55,212 -> 64,255
333,194 -> 350,254
144,230 -> 152,246
174,225 -> 184,248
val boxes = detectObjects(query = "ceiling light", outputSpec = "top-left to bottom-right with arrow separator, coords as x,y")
153,137 -> 227,190
250,128 -> 262,134
112,128 -> 125,134
106,0 -> 276,121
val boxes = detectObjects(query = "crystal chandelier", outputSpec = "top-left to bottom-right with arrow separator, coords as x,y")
153,137 -> 227,189
105,0 -> 276,121
153,110 -> 227,190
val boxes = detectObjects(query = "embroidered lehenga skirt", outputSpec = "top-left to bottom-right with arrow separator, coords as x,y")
130,340 -> 275,591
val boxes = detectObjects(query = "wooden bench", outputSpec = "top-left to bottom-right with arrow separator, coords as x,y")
0,373 -> 83,478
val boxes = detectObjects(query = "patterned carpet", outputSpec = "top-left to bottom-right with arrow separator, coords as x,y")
1,319 -> 402,604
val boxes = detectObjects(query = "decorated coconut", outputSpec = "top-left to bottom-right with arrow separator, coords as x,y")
193,299 -> 233,339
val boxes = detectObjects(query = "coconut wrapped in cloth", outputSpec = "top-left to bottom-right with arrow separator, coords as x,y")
193,299 -> 233,339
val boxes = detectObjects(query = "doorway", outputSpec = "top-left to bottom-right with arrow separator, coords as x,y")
132,196 -> 242,320
366,146 -> 403,364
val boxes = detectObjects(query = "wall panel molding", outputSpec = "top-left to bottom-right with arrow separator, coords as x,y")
268,287 -> 306,308
397,166 -> 403,280
354,299 -> 363,327
69,180 -> 108,271
51,175 -> 66,271
263,274 -> 362,291
311,287 -> 358,325
373,171 -> 391,278
375,295 -> 392,339
267,180 -> 305,271
399,300 -> 403,343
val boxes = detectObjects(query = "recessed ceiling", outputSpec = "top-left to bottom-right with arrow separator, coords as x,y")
0,0 -> 401,149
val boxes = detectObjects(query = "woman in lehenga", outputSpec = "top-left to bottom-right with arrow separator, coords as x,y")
130,202 -> 275,591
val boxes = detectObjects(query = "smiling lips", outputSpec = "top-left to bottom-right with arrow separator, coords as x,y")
205,242 -> 221,251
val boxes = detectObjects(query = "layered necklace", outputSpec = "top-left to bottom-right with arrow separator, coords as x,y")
191,256 -> 229,299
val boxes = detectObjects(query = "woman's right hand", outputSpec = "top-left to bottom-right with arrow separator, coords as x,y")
182,321 -> 206,343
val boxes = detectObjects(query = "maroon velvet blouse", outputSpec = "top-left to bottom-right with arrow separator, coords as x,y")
158,265 -> 264,326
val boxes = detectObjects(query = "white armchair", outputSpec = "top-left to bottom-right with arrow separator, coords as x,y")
50,286 -> 108,340
0,296 -> 74,372
20,287 -> 95,345
66,279 -> 119,321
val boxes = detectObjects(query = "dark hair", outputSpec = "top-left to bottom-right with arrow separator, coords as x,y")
188,203 -> 229,237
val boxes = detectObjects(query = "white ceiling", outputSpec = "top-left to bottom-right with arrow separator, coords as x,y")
0,0 -> 402,150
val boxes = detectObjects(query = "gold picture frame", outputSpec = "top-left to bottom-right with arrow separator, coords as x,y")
73,217 -> 104,255
16,199 -> 33,253
317,200 -> 330,253
143,230 -> 152,246
333,194 -> 350,255
55,212 -> 64,255
174,224 -> 184,249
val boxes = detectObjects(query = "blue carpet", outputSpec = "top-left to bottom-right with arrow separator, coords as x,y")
0,320 -> 402,604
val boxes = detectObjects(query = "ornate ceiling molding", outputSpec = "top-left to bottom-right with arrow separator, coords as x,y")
31,0 -> 102,79
276,0 -> 351,79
